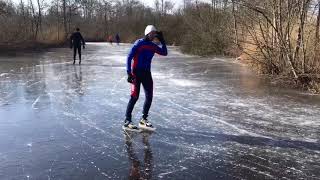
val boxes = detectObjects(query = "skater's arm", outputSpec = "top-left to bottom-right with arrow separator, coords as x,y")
70,33 -> 74,48
80,33 -> 85,46
126,41 -> 139,74
153,42 -> 167,56
154,31 -> 167,56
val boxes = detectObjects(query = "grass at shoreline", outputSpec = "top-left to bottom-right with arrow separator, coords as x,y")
0,41 -> 67,55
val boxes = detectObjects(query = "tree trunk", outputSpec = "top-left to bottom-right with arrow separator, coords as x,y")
293,0 -> 310,73
104,4 -> 109,40
29,0 -> 37,40
57,0 -> 59,41
63,0 -> 67,39
315,0 -> 320,51
161,0 -> 164,15
68,5 -> 71,33
232,0 -> 238,47
36,0 -> 42,38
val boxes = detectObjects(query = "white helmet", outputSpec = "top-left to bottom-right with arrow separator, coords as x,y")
144,25 -> 157,35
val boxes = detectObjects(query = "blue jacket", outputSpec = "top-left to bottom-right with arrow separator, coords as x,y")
126,38 -> 167,74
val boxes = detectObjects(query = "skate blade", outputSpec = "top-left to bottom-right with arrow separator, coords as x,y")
122,125 -> 141,133
139,124 -> 156,132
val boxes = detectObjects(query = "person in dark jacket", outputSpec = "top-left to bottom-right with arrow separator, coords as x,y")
115,33 -> 120,45
70,28 -> 85,65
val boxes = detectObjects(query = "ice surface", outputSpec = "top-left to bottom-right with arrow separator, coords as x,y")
0,43 -> 319,179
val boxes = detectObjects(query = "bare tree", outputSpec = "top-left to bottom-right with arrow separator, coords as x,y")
36,0 -> 43,38
315,0 -> 320,49
62,0 -> 67,38
232,0 -> 238,46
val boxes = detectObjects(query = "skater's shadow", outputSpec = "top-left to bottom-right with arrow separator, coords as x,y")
124,132 -> 153,180
164,129 -> 320,151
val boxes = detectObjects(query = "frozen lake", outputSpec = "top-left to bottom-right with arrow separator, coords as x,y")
0,43 -> 319,179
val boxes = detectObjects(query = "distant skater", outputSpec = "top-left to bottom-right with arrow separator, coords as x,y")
70,28 -> 85,65
115,33 -> 120,45
108,35 -> 113,45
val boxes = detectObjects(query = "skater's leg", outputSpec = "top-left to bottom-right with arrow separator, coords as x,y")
73,46 -> 77,64
125,76 -> 141,122
78,46 -> 82,64
142,72 -> 153,119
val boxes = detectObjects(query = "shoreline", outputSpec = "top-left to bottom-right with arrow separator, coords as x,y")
0,41 -> 67,56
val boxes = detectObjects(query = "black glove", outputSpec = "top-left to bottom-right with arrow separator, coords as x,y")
70,45 -> 73,49
156,31 -> 165,44
127,73 -> 135,83
83,45 -> 85,49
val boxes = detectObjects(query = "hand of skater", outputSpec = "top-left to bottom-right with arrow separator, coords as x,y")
127,73 -> 135,83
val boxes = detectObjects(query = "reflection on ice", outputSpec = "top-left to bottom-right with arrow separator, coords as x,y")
124,131 -> 153,179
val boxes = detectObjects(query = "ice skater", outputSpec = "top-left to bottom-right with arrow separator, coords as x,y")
70,27 -> 85,65
115,33 -> 120,45
108,35 -> 113,45
124,25 -> 167,130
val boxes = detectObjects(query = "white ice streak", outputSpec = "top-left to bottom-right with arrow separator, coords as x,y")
103,55 -> 127,64
170,78 -> 204,87
32,95 -> 41,109
27,80 -> 42,88
158,166 -> 188,178
153,72 -> 174,79
167,99 -> 269,138
36,62 -> 70,67
0,73 -> 10,77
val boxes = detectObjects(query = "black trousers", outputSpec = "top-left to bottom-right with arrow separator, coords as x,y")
73,45 -> 81,61
125,70 -> 153,121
